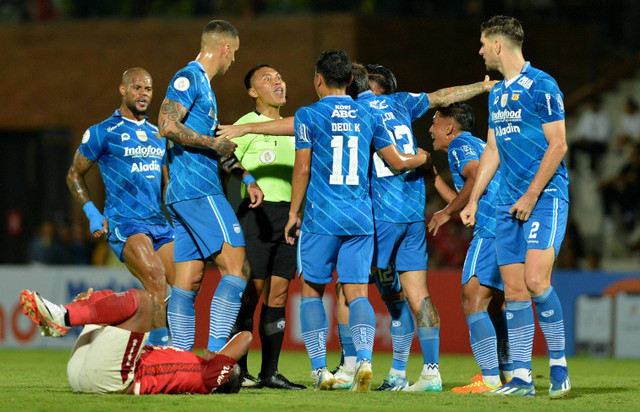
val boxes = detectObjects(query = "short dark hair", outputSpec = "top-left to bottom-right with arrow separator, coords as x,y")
212,364 -> 244,394
348,62 -> 369,97
481,15 -> 524,47
203,20 -> 239,39
316,50 -> 352,89
365,64 -> 397,95
244,64 -> 273,90
437,103 -> 474,132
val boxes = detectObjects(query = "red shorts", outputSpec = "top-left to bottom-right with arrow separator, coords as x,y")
132,346 -> 236,395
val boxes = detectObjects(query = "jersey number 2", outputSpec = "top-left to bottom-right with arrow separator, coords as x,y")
373,125 -> 415,177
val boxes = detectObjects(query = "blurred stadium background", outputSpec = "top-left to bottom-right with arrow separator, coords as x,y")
1,1 -> 639,358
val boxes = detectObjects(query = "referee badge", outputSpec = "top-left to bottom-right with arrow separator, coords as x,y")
260,149 -> 276,164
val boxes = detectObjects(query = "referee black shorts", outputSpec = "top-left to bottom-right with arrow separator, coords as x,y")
236,199 -> 297,280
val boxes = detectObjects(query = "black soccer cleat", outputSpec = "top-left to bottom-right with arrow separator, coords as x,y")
258,372 -> 306,390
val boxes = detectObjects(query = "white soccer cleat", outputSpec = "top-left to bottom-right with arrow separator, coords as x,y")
20,290 -> 70,338
312,367 -> 335,391
349,359 -> 373,392
332,365 -> 355,389
404,372 -> 442,392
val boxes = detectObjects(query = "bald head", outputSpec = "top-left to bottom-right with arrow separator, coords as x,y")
121,67 -> 151,87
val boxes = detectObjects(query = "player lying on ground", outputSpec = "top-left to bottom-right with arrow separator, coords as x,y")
20,288 -> 251,395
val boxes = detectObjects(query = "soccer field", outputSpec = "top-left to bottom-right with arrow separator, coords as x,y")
2,350 -> 639,411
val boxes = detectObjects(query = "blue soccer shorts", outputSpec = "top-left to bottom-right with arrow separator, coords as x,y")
461,236 -> 503,291
495,196 -> 568,266
297,231 -> 373,285
107,222 -> 175,263
371,263 -> 402,296
168,195 -> 245,262
373,220 -> 428,272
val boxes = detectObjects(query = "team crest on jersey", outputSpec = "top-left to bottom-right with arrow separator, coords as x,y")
500,94 -> 508,107
260,149 -> 276,164
136,130 -> 148,142
511,93 -> 520,101
81,129 -> 90,144
121,133 -> 130,141
297,123 -> 310,143
173,77 -> 190,91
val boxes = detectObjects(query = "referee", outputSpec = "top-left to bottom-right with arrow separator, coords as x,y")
230,64 -> 304,390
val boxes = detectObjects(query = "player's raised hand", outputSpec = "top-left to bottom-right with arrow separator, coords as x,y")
247,181 -> 264,208
216,124 -> 251,139
482,75 -> 498,92
210,136 -> 237,157
284,214 -> 301,245
427,209 -> 451,236
416,147 -> 430,167
509,191 -> 538,221
460,201 -> 478,227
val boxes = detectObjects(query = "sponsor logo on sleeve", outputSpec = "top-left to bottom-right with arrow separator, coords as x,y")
297,123 -> 311,143
556,94 -> 565,113
517,76 -> 533,89
81,129 -> 90,144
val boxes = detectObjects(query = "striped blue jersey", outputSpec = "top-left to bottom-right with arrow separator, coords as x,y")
488,61 -> 569,205
359,91 -> 430,223
448,132 -> 499,238
79,110 -> 168,227
164,61 -> 223,204
294,95 -> 392,236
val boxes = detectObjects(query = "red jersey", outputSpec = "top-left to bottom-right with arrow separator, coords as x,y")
132,346 -> 236,395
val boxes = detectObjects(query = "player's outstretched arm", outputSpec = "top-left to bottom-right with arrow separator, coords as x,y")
461,129 -> 500,227
217,117 -> 295,139
427,75 -> 497,109
219,156 -> 264,208
509,119 -> 567,221
285,148 -> 311,245
429,160 -> 478,236
377,145 -> 429,170
66,150 -> 107,237
158,98 -> 236,157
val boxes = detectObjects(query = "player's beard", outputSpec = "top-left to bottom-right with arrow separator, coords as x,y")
127,100 -> 148,117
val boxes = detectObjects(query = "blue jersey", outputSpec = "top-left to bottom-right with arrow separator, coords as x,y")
488,61 -> 569,205
294,95 -> 392,236
164,61 -> 224,204
448,132 -> 499,238
79,110 -> 168,227
360,91 -> 430,223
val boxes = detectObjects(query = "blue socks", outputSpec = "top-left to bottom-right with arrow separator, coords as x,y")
167,286 -> 196,350
506,300 -> 535,380
301,297 -> 329,370
385,299 -> 414,372
417,326 -> 440,374
533,286 -> 566,362
467,311 -> 499,377
147,327 -> 169,346
349,297 -> 376,362
208,274 -> 246,352
491,311 -> 513,374
338,322 -> 356,358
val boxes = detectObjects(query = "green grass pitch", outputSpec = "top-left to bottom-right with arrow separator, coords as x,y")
2,349 -> 639,411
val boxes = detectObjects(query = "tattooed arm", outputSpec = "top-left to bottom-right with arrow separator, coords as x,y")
427,75 -> 497,109
66,150 -> 107,237
158,98 -> 236,157
219,155 -> 264,208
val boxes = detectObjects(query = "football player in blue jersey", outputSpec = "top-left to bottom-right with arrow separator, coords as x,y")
284,50 -> 429,392
332,63 -> 496,392
428,103 -> 513,393
157,20 -> 264,354
67,67 -> 175,346
461,15 -> 571,398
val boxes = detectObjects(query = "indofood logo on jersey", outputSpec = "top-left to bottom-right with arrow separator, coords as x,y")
124,146 -> 165,158
492,109 -> 522,137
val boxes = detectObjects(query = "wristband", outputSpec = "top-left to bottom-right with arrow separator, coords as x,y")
83,201 -> 105,233
243,174 -> 256,186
